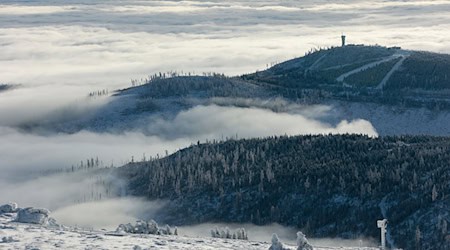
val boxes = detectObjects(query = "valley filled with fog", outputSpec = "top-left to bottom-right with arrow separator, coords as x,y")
1,0 -> 450,248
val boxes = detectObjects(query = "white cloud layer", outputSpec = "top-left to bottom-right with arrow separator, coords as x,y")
1,0 -> 450,90
146,105 -> 378,139
52,198 -> 166,230
0,103 -> 376,179
0,127 -> 189,179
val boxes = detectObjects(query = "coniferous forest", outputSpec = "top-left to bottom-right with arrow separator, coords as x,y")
118,134 -> 450,249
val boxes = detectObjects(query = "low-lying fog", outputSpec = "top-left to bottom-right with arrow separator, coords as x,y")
52,198 -> 377,247
0,101 -> 377,206
0,94 -> 378,246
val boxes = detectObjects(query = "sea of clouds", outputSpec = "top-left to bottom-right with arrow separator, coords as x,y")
1,0 -> 450,89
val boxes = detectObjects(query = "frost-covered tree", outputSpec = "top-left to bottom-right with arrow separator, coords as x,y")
116,219 -> 175,236
134,220 -> 148,234
269,234 -> 288,250
432,185 -> 438,202
220,228 -> 226,238
165,224 -> 172,235
415,227 -> 421,250
147,220 -> 159,234
211,227 -> 221,238
296,231 -> 313,250
211,227 -> 248,240
237,228 -> 248,240
225,227 -> 231,239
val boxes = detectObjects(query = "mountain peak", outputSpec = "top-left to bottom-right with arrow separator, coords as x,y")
247,45 -> 450,92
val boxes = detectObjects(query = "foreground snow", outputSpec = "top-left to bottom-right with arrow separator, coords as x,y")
2,212 -> 266,250
0,213 -> 379,250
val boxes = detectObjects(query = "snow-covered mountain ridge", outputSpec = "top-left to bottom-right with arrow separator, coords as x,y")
20,45 -> 450,136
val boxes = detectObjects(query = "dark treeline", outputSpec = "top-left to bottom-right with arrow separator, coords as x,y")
88,89 -> 109,98
118,134 -> 450,249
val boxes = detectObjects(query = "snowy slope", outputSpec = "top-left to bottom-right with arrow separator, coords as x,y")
0,214 -> 378,250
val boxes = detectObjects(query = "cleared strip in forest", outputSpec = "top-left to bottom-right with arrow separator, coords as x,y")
375,55 -> 408,90
308,53 -> 328,70
336,54 -> 404,84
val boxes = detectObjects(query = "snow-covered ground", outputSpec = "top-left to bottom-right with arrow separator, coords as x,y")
0,210 -> 378,250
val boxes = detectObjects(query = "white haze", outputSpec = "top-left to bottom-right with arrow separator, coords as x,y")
52,198 -> 166,230
146,105 -> 378,139
0,85 -> 108,126
0,103 -> 376,183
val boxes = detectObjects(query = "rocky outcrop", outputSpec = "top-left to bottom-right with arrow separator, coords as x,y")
0,202 -> 56,226
0,202 -> 18,214
16,207 -> 50,225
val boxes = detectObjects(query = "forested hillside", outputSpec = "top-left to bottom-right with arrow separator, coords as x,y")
244,45 -> 450,109
387,51 -> 450,91
118,134 -> 450,249
117,75 -> 271,99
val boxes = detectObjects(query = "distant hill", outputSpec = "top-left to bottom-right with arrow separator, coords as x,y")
117,134 -> 450,250
247,45 -> 450,91
20,45 -> 450,136
0,84 -> 16,93
244,45 -> 450,108
248,45 -> 399,87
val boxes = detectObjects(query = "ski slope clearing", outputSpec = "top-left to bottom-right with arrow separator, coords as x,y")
336,54 -> 401,83
375,55 -> 408,90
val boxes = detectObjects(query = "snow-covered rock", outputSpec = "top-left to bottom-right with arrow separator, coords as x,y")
0,202 -> 18,213
16,207 -> 50,225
